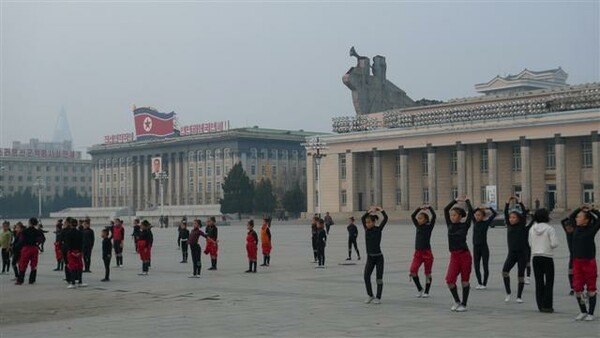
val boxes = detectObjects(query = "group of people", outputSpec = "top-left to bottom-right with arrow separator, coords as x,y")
334,197 -> 598,323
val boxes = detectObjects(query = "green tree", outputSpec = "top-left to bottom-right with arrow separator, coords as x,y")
219,162 -> 254,215
282,182 -> 306,217
253,178 -> 277,214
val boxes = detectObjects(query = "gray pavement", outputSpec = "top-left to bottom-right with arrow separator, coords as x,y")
1,220 -> 599,337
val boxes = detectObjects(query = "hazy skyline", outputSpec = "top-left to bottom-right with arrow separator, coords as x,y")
1,1 -> 598,150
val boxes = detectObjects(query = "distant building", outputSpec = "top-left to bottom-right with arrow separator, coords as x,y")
0,138 -> 92,199
474,68 -> 569,96
314,65 -> 599,218
88,127 -> 317,212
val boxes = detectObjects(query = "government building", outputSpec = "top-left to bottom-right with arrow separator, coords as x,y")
307,51 -> 600,218
88,126 -> 315,215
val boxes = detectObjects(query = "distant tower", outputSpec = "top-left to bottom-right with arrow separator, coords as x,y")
53,107 -> 73,144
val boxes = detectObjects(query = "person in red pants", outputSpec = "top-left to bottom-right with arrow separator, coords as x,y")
204,217 -> 219,270
245,220 -> 258,273
409,205 -> 436,298
260,217 -> 272,267
137,220 -> 153,276
64,219 -> 85,288
16,218 -> 43,285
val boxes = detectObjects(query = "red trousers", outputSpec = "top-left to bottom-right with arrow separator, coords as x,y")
18,245 -> 39,273
410,249 -> 434,275
67,250 -> 84,271
262,243 -> 272,255
137,240 -> 151,261
54,242 -> 63,261
573,258 -> 597,293
204,239 -> 218,258
445,250 -> 472,285
247,242 -> 258,261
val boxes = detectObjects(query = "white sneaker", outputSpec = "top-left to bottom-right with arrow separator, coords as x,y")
475,285 -> 483,290
138,272 -> 148,276
67,284 -> 76,289
364,296 -> 374,304
516,298 -> 523,304
416,290 -> 423,298
525,277 -> 531,285
456,305 -> 467,312
422,293 -> 430,298
505,295 -> 511,303
575,313 -> 588,321
373,298 -> 381,305
584,314 -> 595,321
450,303 -> 460,311
188,275 -> 197,278
480,285 -> 487,290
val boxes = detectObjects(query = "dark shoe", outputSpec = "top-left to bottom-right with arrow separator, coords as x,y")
15,281 -> 23,285
180,261 -> 186,263
208,267 -> 216,271
346,257 -> 351,261
358,256 -> 361,260
260,264 -> 267,266
83,270 -> 91,273
245,270 -> 252,273
101,278 -> 110,282
53,268 -> 61,271
569,290 -> 575,296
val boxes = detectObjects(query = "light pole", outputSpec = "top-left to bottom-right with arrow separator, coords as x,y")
154,171 -> 169,226
303,137 -> 327,217
33,177 -> 46,220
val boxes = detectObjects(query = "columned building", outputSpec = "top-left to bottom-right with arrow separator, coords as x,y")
309,81 -> 600,217
88,128 -> 313,211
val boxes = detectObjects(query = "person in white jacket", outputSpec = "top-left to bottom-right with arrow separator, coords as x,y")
528,208 -> 559,313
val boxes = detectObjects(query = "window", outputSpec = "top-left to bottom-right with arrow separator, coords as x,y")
224,148 -> 230,159
27,176 -> 32,182
225,166 -> 230,175
216,166 -> 221,176
120,173 -> 125,182
270,149 -> 277,160
36,166 -> 41,172
451,187 -> 458,199
481,186 -> 487,203
513,185 -> 522,199
72,177 -> 77,182
216,181 -> 221,197
339,154 -> 347,180
198,151 -> 205,162
395,154 -> 401,177
423,188 -> 429,204
251,148 -> 258,159
450,150 -> 458,175
261,149 -> 267,160
583,184 -> 594,203
18,176 -> 23,182
340,189 -> 347,206
422,151 -> 428,176
314,165 -> 318,180
106,174 -> 110,182
206,150 -> 212,161
207,182 -> 213,192
480,148 -> 488,173
251,165 -> 256,176
512,145 -> 521,172
272,166 -> 277,176
207,167 -> 212,177
303,166 -> 306,177
545,142 -> 556,170
215,149 -> 221,161
396,189 -> 401,205
198,182 -> 203,193
198,167 -> 203,177
582,141 -> 593,168
113,173 -> 117,182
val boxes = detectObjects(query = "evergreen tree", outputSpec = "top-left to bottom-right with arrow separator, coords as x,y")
282,182 -> 306,217
219,162 -> 254,216
253,178 -> 276,214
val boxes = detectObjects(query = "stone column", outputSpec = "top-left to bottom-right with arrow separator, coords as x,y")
488,139 -> 498,204
135,156 -> 141,211
174,152 -> 182,205
457,141 -> 466,197
554,134 -> 567,212
373,148 -> 382,207
365,153 -> 372,207
427,144 -> 437,209
592,131 -> 600,208
399,146 -> 409,210
140,155 -> 148,210
150,155 -> 157,207
520,137 -> 532,208
345,150 -> 355,211
166,153 -> 174,206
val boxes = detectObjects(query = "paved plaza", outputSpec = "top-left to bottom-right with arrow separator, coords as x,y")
1,220 -> 599,337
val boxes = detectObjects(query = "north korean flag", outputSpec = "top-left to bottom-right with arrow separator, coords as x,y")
133,107 -> 176,141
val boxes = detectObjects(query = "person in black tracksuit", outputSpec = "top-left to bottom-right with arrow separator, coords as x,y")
472,206 -> 497,289
561,216 -> 575,295
502,197 -> 530,303
346,217 -> 360,261
188,220 -> 207,277
64,220 -> 85,287
315,219 -> 327,268
82,220 -> 95,273
179,222 -> 190,263
311,217 -> 319,263
11,223 -> 24,280
132,219 -> 141,253
101,229 -> 112,282
362,206 -> 388,304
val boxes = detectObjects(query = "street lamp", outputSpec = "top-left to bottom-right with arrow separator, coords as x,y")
154,171 -> 169,226
33,177 -> 46,220
303,137 -> 327,217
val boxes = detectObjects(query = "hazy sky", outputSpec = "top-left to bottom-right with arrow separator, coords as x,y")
1,1 -> 599,150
